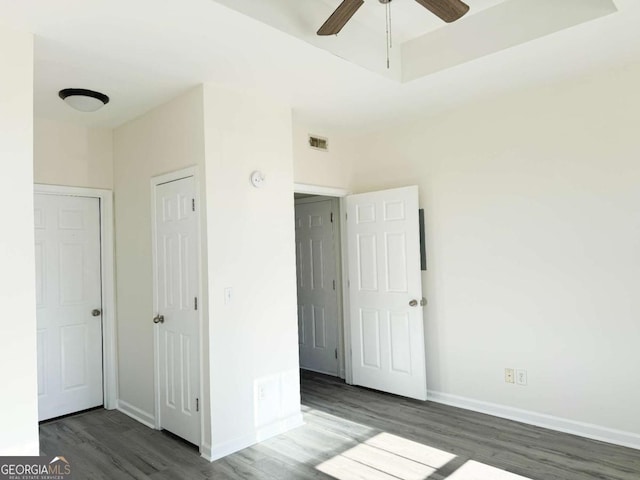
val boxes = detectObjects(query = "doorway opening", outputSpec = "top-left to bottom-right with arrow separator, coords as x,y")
294,183 -> 428,401
294,193 -> 346,379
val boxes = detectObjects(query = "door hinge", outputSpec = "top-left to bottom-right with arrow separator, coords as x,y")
332,279 -> 336,290
330,212 -> 334,223
335,348 -> 338,359
345,212 -> 348,221
347,279 -> 350,288
194,297 -> 198,310
196,398 -> 199,412
192,198 -> 195,212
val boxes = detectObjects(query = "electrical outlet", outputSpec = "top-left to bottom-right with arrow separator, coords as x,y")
516,369 -> 527,386
258,386 -> 266,401
505,368 -> 515,384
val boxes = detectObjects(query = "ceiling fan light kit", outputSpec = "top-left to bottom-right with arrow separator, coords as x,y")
58,88 -> 110,112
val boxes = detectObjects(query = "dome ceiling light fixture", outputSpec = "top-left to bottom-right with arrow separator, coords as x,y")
58,88 -> 110,112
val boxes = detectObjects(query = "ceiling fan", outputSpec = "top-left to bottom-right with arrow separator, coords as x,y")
317,0 -> 470,36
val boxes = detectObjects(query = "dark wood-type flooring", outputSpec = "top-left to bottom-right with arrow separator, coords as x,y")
40,371 -> 640,479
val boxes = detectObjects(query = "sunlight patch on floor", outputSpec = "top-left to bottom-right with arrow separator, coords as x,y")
316,432 -> 533,480
447,460 -> 532,480
316,432 -> 455,480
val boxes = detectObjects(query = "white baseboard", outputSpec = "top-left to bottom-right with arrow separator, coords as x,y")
206,412 -> 305,462
428,390 -> 640,451
200,442 -> 213,462
117,399 -> 156,430
256,412 -> 305,443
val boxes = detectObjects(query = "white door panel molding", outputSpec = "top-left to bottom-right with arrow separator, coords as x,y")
346,186 -> 427,400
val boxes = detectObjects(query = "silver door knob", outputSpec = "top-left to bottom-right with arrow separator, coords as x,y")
409,298 -> 427,307
92,309 -> 102,317
153,314 -> 165,324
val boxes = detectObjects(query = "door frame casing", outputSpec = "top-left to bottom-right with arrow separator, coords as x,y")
34,184 -> 118,410
151,166 -> 204,451
294,183 -> 352,383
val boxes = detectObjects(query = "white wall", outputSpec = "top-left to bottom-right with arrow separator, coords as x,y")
34,118 -> 113,189
292,114 -> 355,191
348,62 -> 640,438
203,84 -> 302,459
113,83 -> 303,460
113,87 -> 208,437
0,25 -> 39,455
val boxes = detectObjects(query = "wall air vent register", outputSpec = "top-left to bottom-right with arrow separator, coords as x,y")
308,134 -> 329,152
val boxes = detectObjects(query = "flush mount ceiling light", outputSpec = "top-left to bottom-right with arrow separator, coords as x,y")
58,88 -> 110,112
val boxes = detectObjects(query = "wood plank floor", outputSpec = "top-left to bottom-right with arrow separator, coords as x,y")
40,371 -> 640,479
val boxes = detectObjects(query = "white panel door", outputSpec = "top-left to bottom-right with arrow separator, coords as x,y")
295,199 -> 339,376
35,194 -> 103,421
154,176 -> 200,445
346,186 -> 427,400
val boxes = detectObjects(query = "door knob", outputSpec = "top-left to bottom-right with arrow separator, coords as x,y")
409,298 -> 427,307
91,309 -> 102,317
153,314 -> 165,324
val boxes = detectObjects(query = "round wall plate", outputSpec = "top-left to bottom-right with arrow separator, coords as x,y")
250,170 -> 266,188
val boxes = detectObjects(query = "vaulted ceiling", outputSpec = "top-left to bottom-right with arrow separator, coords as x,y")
0,0 -> 638,131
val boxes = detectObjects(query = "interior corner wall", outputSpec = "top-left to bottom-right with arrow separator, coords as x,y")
202,84 -> 302,460
348,62 -> 640,437
34,117 -> 114,189
292,113 -> 355,190
0,25 -> 39,455
112,86 -> 209,441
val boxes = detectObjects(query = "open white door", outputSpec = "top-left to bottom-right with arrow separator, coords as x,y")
346,186 -> 427,400
153,175 -> 200,445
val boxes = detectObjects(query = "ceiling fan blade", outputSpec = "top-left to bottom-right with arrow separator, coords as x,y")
414,0 -> 470,23
317,0 -> 365,36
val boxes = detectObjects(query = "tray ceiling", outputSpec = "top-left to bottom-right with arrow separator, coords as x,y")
0,0 -> 636,130
211,0 -> 618,82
